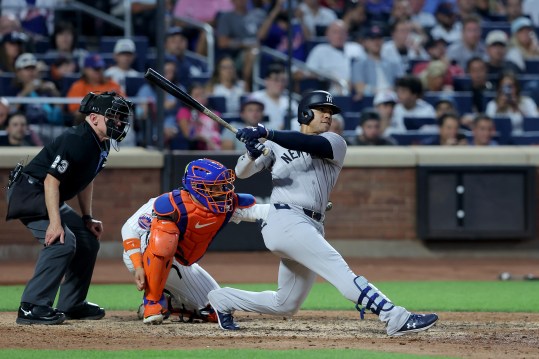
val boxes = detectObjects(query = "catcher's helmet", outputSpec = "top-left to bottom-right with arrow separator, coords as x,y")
79,91 -> 133,142
182,158 -> 236,213
297,90 -> 341,125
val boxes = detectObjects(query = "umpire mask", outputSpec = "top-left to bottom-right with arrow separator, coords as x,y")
80,91 -> 134,142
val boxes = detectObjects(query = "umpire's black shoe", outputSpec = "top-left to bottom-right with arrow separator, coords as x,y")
392,313 -> 438,336
16,302 -> 66,325
63,301 -> 105,320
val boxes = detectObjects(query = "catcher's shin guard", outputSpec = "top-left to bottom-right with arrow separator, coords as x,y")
143,219 -> 179,321
353,276 -> 395,319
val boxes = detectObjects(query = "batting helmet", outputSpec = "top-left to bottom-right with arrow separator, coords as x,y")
79,91 -> 133,142
182,158 -> 236,213
297,90 -> 341,125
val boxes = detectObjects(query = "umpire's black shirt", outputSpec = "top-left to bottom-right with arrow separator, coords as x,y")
24,121 -> 109,203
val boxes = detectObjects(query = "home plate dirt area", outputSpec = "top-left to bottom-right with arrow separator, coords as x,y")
0,253 -> 538,358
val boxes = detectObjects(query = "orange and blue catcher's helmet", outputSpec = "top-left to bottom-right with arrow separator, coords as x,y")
182,158 -> 236,213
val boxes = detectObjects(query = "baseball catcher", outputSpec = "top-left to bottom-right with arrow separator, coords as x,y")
122,158 -> 269,324
207,90 -> 438,336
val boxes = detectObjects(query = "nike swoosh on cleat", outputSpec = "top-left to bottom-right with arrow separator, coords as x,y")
195,222 -> 216,229
21,309 -> 32,316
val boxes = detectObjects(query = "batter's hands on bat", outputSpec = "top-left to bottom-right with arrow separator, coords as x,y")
236,124 -> 269,143
134,267 -> 146,291
246,139 -> 265,159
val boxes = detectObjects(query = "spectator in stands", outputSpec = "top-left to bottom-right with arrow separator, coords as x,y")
430,2 -> 462,44
172,0 -> 233,55
506,16 -> 539,72
373,89 -> 398,135
104,39 -> 141,94
364,0 -> 393,23
165,26 -> 206,88
409,0 -> 437,28
503,0 -> 525,23
0,112 -> 41,146
0,97 -> 11,130
11,53 -> 63,127
469,114 -> 498,146
131,0 -> 157,46
207,56 -> 246,114
258,1 -> 308,62
352,24 -> 403,101
329,113 -> 345,135
0,14 -> 21,36
216,0 -> 266,90
412,37 -> 464,89
251,63 -> 298,130
419,60 -> 453,92
221,96 -> 265,150
342,2 -> 369,39
446,15 -> 486,69
381,19 -> 429,74
421,112 -> 467,145
485,30 -> 521,76
0,31 -> 28,73
1,0 -> 53,38
485,72 -> 538,134
434,96 -> 458,119
455,57 -> 494,113
176,82 -> 221,150
347,108 -> 396,146
301,19 -> 365,95
391,75 -> 436,133
66,54 -> 123,116
136,57 -> 182,147
45,21 -> 88,72
49,56 -> 77,91
297,0 -> 338,38
522,0 -> 539,26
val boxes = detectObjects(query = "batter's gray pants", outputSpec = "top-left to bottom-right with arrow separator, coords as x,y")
20,203 -> 100,312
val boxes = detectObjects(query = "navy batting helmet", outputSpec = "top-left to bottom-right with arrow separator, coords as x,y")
297,90 -> 341,125
182,158 -> 236,213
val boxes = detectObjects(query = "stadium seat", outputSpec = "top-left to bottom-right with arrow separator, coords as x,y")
333,95 -> 352,113
511,132 -> 539,145
480,22 -> 511,40
492,117 -> 512,144
125,76 -> 146,97
60,74 -> 80,96
404,117 -> 436,131
208,95 -> 227,113
423,92 -> 473,114
342,111 -> 360,130
453,76 -> 471,91
34,39 -> 51,53
391,132 -> 436,145
525,60 -> 539,74
522,117 -> 539,132
0,73 -> 16,96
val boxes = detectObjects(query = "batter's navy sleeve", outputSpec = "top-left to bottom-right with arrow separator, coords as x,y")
267,131 -> 334,159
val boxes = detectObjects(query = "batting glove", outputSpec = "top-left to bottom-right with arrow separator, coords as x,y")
236,124 -> 269,143
246,140 -> 265,160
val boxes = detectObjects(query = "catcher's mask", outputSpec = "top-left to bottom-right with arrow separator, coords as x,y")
79,91 -> 133,142
297,90 -> 341,125
182,158 -> 236,213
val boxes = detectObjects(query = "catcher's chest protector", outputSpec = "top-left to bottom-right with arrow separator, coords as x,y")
170,190 -> 231,266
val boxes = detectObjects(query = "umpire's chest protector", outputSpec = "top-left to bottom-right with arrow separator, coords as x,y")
157,190 -> 231,266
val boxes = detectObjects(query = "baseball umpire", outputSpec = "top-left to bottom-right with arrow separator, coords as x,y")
6,91 -> 133,325
207,90 -> 439,335
121,158 -> 269,325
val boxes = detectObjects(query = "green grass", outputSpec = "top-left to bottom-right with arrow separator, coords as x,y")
0,349 -> 458,359
1,281 -> 538,313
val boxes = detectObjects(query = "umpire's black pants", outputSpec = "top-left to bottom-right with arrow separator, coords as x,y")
20,203 -> 100,311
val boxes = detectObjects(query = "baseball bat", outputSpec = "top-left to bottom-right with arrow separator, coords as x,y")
144,68 -> 269,156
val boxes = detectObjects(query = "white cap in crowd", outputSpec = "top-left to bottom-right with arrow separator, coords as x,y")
373,90 -> 398,106
114,38 -> 136,54
485,30 -> 508,46
14,53 -> 37,70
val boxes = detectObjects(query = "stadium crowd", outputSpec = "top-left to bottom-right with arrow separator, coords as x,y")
2,0 -> 539,149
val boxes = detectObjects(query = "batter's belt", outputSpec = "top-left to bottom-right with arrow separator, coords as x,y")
273,203 -> 322,221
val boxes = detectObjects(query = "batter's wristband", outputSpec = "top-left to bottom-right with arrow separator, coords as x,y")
82,214 -> 93,222
266,129 -> 275,140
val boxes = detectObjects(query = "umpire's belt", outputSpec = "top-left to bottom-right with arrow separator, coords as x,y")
274,203 -> 322,221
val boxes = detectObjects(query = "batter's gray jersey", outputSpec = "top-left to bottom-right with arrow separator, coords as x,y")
236,132 -> 347,214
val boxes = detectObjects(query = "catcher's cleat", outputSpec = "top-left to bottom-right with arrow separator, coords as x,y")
143,302 -> 164,325
390,313 -> 438,336
214,309 -> 240,331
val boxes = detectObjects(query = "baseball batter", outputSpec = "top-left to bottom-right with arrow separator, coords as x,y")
208,90 -> 438,336
122,158 -> 269,324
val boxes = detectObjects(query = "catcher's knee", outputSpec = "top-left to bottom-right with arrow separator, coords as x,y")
148,218 -> 179,258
